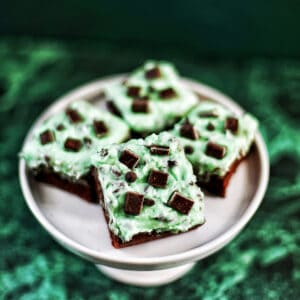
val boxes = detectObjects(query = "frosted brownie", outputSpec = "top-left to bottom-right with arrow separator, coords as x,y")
172,101 -> 258,197
105,61 -> 198,135
91,132 -> 205,248
21,100 -> 130,202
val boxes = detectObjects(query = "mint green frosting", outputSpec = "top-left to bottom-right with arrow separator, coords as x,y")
21,100 -> 130,179
92,132 -> 205,242
105,61 -> 198,133
172,101 -> 258,179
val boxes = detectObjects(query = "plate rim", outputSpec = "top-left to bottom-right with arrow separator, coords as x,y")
19,75 -> 269,269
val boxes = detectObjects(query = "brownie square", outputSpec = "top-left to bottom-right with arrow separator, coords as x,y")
91,132 -> 205,248
172,101 -> 258,197
21,100 -> 130,202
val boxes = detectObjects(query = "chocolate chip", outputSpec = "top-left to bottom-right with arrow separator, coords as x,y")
64,138 -> 82,152
132,99 -> 149,113
56,124 -> 65,131
124,192 -> 144,215
205,142 -> 226,159
112,168 -> 122,177
168,160 -> 177,168
40,130 -> 55,145
145,67 -> 161,79
206,123 -> 215,131
144,198 -> 155,206
93,120 -> 108,136
225,117 -> 239,134
148,170 -> 169,188
44,155 -> 51,163
168,192 -> 194,215
150,145 -> 170,155
106,100 -> 122,117
125,171 -> 137,182
127,86 -> 141,97
65,108 -> 83,123
180,120 -> 199,140
119,149 -> 140,169
198,110 -> 218,118
100,148 -> 108,157
184,145 -> 194,154
159,88 -> 177,99
83,137 -> 92,145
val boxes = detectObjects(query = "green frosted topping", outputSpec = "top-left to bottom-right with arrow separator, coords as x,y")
105,61 -> 198,133
21,100 -> 130,179
92,132 -> 205,242
172,101 -> 258,178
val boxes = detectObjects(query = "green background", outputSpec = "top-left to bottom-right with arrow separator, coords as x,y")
1,1 -> 300,299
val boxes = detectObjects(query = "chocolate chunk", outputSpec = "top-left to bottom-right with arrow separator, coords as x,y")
127,86 -> 141,97
180,120 -> 199,140
144,198 -> 155,206
225,117 -> 239,134
106,100 -> 122,117
119,149 -> 140,169
205,142 -> 226,159
198,110 -> 218,118
83,137 -> 92,145
56,124 -> 65,131
148,170 -> 169,188
44,155 -> 51,163
145,67 -> 161,79
65,108 -> 83,123
150,145 -> 170,155
206,123 -> 215,131
40,130 -> 55,145
64,138 -> 82,152
168,160 -> 177,168
99,148 -> 108,157
159,88 -> 177,99
132,99 -> 149,113
184,145 -> 194,154
125,171 -> 137,183
93,120 -> 108,136
168,192 -> 194,215
124,192 -> 144,215
112,168 -> 122,177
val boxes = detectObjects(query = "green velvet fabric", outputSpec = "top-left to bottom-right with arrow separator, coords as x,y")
1,39 -> 300,299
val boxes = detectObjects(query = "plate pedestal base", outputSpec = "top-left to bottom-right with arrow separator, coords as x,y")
96,262 -> 195,286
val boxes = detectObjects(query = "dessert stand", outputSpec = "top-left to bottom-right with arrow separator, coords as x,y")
19,75 -> 269,286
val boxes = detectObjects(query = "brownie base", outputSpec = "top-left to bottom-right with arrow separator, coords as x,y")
90,167 -> 203,248
197,146 -> 254,197
33,167 -> 97,203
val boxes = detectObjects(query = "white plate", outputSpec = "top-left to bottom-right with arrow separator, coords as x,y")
19,75 -> 269,276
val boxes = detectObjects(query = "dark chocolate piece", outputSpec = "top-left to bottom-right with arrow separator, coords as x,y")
125,171 -> 137,183
56,124 -> 65,131
64,138 -> 82,152
106,100 -> 122,117
205,142 -> 226,159
168,160 -> 177,168
112,168 -> 122,177
159,88 -> 177,99
65,108 -> 83,123
127,86 -> 141,97
198,110 -> 218,118
124,192 -> 144,215
40,130 -> 55,145
184,145 -> 194,154
99,148 -> 108,157
206,123 -> 215,131
150,145 -> 170,155
145,67 -> 161,79
180,120 -> 199,140
119,149 -> 140,169
225,117 -> 239,134
168,192 -> 194,215
131,99 -> 149,113
144,198 -> 155,206
93,120 -> 108,136
148,170 -> 169,188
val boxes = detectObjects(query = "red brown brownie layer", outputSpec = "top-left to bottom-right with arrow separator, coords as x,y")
197,146 -> 254,197
91,167 -> 203,248
33,167 -> 97,203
